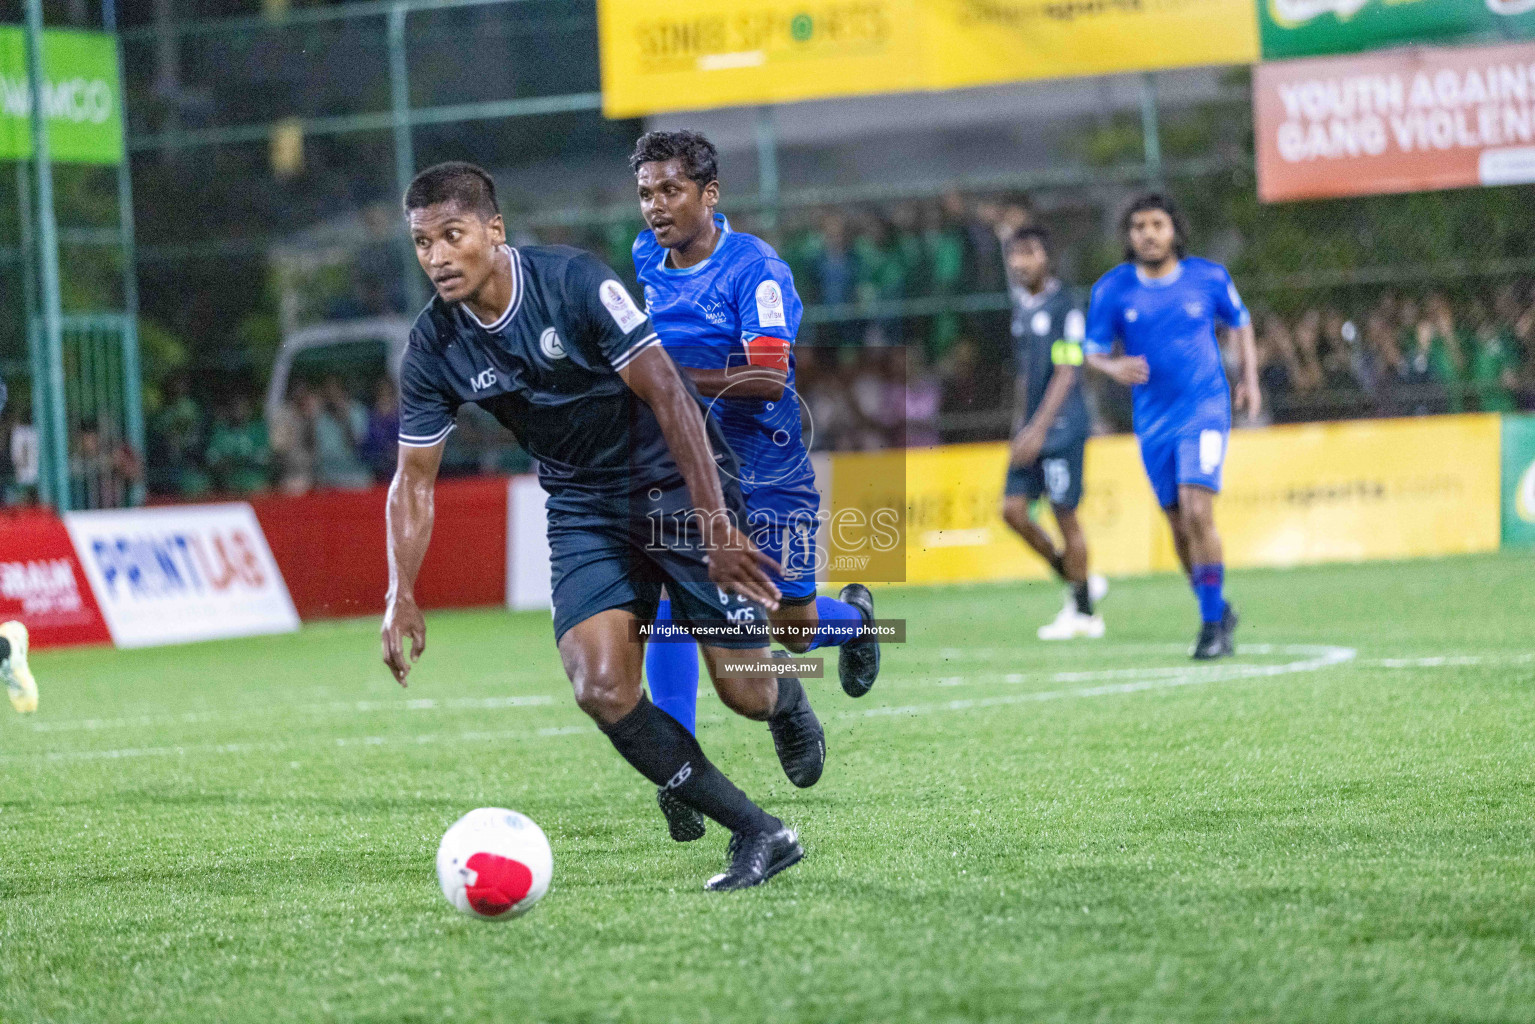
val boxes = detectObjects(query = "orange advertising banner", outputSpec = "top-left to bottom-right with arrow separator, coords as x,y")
1254,41 -> 1535,202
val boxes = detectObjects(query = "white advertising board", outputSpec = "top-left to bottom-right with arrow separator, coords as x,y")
63,503 -> 300,648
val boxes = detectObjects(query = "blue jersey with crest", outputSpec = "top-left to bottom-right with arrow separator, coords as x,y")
634,213 -> 813,493
1084,257 -> 1249,441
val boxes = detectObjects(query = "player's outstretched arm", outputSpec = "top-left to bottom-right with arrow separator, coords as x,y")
382,439 -> 445,686
1085,351 -> 1150,387
619,345 -> 782,610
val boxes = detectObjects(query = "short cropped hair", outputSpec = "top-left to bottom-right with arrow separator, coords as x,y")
1121,192 -> 1188,260
628,130 -> 719,188
1006,225 -> 1051,254
403,161 -> 500,220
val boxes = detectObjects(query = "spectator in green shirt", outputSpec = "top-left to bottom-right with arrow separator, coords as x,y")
1468,322 -> 1518,413
205,396 -> 271,494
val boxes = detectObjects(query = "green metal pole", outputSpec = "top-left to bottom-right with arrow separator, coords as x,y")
24,0 -> 71,511
17,163 -> 52,507
1140,71 -> 1163,189
389,3 -> 427,311
105,0 -> 146,505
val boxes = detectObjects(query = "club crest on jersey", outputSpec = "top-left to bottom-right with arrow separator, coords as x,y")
599,279 -> 646,333
1031,310 -> 1051,335
1125,308 -> 1139,322
755,280 -> 787,328
1184,301 -> 1206,317
539,327 -> 566,360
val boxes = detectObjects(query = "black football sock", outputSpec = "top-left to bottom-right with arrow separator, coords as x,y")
1072,581 -> 1093,616
602,695 -> 781,835
0,636 -> 10,662
1047,551 -> 1068,579
770,675 -> 806,719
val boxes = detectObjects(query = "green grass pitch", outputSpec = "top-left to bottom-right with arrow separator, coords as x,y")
3,552 -> 1534,1023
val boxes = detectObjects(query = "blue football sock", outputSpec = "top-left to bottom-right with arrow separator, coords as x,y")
803,595 -> 866,650
1192,564 -> 1225,624
645,599 -> 700,735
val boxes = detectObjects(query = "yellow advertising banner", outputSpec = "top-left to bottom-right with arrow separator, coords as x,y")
838,415 -> 1501,588
597,0 -> 928,118
1218,414 -> 1501,566
924,0 -> 1260,92
597,0 -> 1260,118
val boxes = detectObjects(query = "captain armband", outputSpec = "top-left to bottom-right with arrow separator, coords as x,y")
743,335 -> 791,373
1050,340 -> 1085,367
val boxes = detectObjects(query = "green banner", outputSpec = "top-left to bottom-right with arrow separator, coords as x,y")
1261,0 -> 1535,59
0,27 -> 123,165
1502,414 -> 1535,548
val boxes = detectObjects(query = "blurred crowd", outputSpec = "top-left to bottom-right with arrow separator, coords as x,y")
1251,288 -> 1535,423
141,373 -> 401,499
3,192 -> 1534,506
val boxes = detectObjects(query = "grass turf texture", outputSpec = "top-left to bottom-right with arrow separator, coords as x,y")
2,552 -> 1533,1023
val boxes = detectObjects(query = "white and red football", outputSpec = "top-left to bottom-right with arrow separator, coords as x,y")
436,808 -> 552,920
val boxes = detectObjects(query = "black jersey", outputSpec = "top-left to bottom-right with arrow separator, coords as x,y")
398,244 -> 738,509
1010,277 -> 1090,450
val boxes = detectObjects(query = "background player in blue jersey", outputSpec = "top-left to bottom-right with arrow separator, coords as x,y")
1083,194 -> 1260,659
628,131 -> 881,841
999,227 -> 1107,641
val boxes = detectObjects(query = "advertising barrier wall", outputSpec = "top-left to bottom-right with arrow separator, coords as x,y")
889,414 -> 1503,586
1503,414 -> 1535,546
62,503 -> 300,648
251,475 -> 508,620
0,509 -> 111,648
1254,40 -> 1535,201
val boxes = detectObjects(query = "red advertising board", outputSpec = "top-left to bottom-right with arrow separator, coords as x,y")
0,509 -> 112,649
249,475 -> 508,620
1255,41 -> 1535,202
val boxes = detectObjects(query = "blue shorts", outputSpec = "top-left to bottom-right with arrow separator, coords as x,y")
547,480 -> 769,649
1138,426 -> 1228,509
741,479 -> 821,604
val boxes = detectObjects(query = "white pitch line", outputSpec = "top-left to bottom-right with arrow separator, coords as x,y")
3,644 -> 1357,765
24,694 -> 556,735
855,644 -> 1357,719
1360,654 -> 1535,669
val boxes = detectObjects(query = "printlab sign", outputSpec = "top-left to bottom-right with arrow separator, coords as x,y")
0,27 -> 123,165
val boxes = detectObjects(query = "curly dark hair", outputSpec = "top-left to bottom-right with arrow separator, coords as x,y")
1120,192 -> 1189,261
628,130 -> 719,188
403,161 -> 500,219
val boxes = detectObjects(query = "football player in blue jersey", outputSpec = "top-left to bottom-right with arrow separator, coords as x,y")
1082,194 -> 1259,659
628,131 -> 881,842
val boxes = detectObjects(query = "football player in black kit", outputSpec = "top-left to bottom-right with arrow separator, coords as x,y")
380,162 -> 823,890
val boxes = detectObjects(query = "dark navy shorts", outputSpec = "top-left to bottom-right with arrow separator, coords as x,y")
1004,437 -> 1087,510
547,481 -> 770,649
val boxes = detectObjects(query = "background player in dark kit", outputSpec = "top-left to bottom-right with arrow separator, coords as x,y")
999,228 -> 1107,641
379,163 -> 817,890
